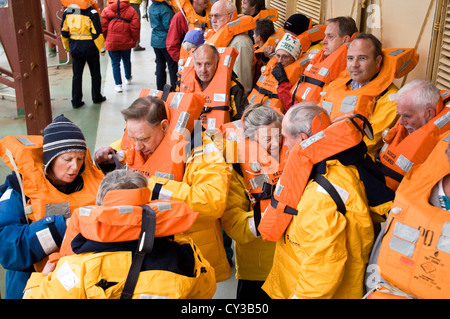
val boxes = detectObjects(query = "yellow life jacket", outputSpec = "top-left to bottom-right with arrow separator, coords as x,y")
258,113 -> 373,241
374,134 -> 450,299
291,34 -> 356,105
205,15 -> 256,48
178,47 -> 238,132
119,91 -> 205,181
321,48 -> 419,120
0,135 -> 104,223
377,91 -> 450,191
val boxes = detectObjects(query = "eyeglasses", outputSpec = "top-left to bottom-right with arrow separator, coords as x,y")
208,13 -> 231,20
276,54 -> 292,60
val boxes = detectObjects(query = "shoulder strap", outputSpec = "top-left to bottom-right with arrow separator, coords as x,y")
120,205 -> 157,299
313,171 -> 346,215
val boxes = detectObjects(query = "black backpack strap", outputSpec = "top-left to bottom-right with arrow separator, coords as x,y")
313,172 -> 346,216
120,205 -> 157,299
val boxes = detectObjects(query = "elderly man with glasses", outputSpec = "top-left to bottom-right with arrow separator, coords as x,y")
208,0 -> 255,96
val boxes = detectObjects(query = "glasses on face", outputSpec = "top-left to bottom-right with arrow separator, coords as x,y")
276,54 -> 292,60
209,13 -> 231,20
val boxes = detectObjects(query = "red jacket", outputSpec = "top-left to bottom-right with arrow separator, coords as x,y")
167,11 -> 188,62
101,0 -> 140,51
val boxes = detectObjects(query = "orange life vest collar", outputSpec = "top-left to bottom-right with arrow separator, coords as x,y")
321,48 -> 419,120
120,92 -> 205,181
377,91 -> 450,191
0,135 -> 104,222
205,15 -> 256,48
258,113 -> 370,241
179,47 -> 238,132
292,34 -> 356,104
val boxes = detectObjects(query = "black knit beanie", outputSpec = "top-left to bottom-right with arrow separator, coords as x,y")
43,114 -> 87,175
284,13 -> 311,36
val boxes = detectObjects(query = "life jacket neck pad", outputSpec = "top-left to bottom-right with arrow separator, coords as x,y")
73,196 -> 199,244
205,15 -> 256,48
120,91 -> 205,180
378,90 -> 450,191
258,112 -> 370,241
253,8 -> 278,22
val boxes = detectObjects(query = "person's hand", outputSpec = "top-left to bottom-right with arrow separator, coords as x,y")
263,45 -> 275,59
94,146 -> 115,165
271,63 -> 289,84
42,260 -> 56,275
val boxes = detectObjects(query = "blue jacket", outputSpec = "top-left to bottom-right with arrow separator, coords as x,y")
148,1 -> 174,48
0,175 -> 67,299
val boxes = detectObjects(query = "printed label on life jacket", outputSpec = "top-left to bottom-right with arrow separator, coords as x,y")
300,131 -> 325,149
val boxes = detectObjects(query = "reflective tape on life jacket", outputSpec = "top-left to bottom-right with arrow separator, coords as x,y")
248,53 -> 311,114
205,15 -> 256,48
376,134 -> 450,299
0,135 -> 104,223
75,195 -> 198,243
56,187 -> 199,259
377,91 -> 450,191
179,47 -> 238,132
220,120 -> 289,234
292,34 -> 356,105
258,113 -> 373,241
120,91 -> 205,180
321,48 -> 419,120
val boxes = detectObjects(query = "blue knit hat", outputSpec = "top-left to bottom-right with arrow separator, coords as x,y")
183,29 -> 205,46
43,114 -> 87,175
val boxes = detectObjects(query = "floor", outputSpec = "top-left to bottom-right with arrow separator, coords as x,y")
0,13 -> 237,299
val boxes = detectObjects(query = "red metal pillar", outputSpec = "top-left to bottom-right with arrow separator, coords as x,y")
0,0 -> 52,135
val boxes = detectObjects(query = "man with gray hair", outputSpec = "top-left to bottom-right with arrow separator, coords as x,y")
281,102 -> 329,150
207,0 -> 255,96
262,102 -> 375,299
376,79 -> 450,191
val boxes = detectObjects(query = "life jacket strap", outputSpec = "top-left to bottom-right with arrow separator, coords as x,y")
313,172 -> 346,216
120,205 -> 157,299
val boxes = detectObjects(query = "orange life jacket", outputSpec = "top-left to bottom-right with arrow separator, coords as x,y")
377,91 -> 450,191
321,48 -> 419,120
291,34 -> 357,105
258,113 -> 373,241
220,120 -> 289,231
374,134 -> 450,299
61,0 -> 100,13
248,53 -> 311,114
166,0 -> 212,30
54,187 -> 198,261
252,8 -> 278,22
178,46 -> 238,132
248,26 -> 326,114
119,91 -> 205,181
0,135 -> 104,223
205,15 -> 256,48
254,28 -> 284,54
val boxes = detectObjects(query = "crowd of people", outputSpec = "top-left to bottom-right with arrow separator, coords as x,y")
0,0 -> 449,300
